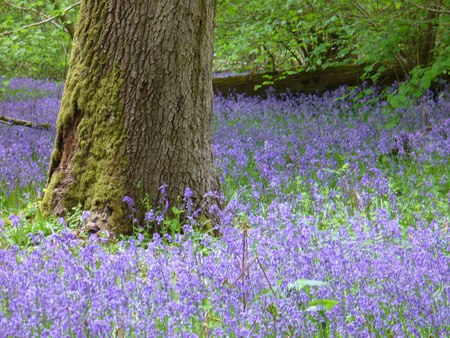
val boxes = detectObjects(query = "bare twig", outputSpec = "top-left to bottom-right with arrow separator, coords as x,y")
230,257 -> 257,287
255,257 -> 277,298
403,0 -> 449,15
229,222 -> 278,308
0,115 -> 52,130
1,1 -> 80,36
2,0 -> 62,30
351,1 -> 371,18
241,222 -> 248,311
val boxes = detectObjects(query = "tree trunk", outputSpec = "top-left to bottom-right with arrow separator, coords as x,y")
213,64 -> 403,97
417,0 -> 442,67
42,0 -> 221,235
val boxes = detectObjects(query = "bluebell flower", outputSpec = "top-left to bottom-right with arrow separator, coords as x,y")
9,214 -> 21,227
122,196 -> 134,207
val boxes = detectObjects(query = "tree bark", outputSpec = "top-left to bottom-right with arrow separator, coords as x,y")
42,0 -> 221,235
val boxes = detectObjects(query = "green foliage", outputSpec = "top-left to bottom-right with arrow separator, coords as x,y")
216,0 -> 448,106
348,1 -> 450,107
0,78 -> 10,100
0,200 -> 63,248
216,0 -> 351,73
256,278 -> 338,336
0,0 -> 78,79
388,45 -> 450,108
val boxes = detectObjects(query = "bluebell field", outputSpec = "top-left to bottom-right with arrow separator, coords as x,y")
0,79 -> 449,336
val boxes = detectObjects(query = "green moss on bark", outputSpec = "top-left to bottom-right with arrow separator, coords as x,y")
40,2 -> 134,233
43,66 -> 130,233
41,171 -> 64,213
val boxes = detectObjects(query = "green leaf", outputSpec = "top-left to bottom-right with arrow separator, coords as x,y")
383,113 -> 401,129
283,70 -> 297,75
267,303 -> 278,319
306,299 -> 339,312
256,279 -> 286,300
288,279 -> 327,291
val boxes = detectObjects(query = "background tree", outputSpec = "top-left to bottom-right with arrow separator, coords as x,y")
40,0 -> 221,234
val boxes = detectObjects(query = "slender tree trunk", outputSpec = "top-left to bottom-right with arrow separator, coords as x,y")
42,0 -> 221,234
417,0 -> 442,67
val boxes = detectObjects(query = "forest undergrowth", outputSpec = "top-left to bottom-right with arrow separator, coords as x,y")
0,79 -> 449,337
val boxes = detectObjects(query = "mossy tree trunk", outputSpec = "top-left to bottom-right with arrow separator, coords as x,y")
42,0 -> 221,234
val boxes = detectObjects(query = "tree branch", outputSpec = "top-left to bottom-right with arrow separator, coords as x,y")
1,1 -> 80,36
50,0 -> 76,39
0,115 -> 52,130
403,0 -> 449,15
2,0 -> 63,30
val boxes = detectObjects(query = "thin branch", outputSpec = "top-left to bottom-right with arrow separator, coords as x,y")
50,0 -> 76,39
351,0 -> 371,18
230,257 -> 257,287
2,0 -> 62,30
241,223 -> 248,311
1,1 -> 80,37
403,0 -> 449,15
255,257 -> 277,298
0,115 -> 52,130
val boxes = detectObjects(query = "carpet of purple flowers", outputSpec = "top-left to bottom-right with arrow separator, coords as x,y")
0,79 -> 449,336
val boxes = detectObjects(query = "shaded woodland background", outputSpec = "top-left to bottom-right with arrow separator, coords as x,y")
1,0 -> 449,101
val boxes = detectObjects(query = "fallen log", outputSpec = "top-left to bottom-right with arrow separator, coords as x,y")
0,115 -> 52,130
212,64 -> 403,97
